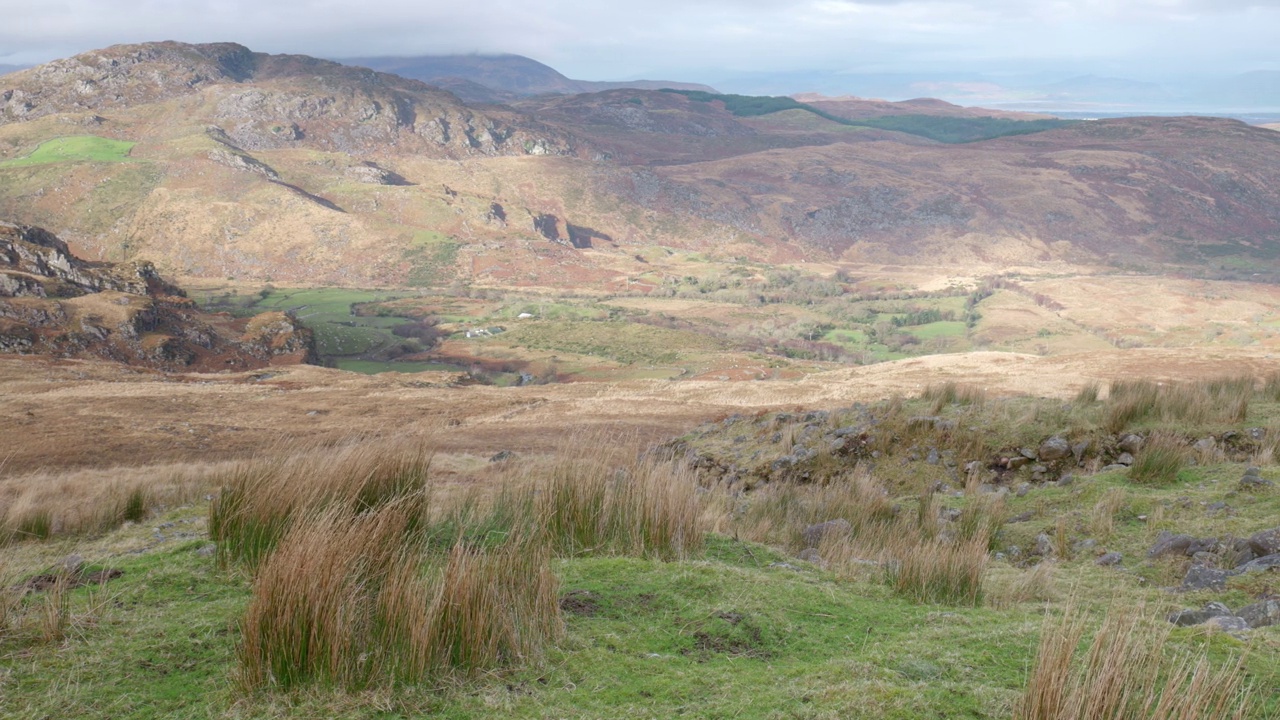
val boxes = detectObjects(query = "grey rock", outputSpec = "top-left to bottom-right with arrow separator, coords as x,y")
1203,616 -> 1250,632
1019,447 -> 1039,460
1096,552 -> 1123,566
1057,474 -> 1075,488
926,448 -> 940,465
1015,483 -> 1031,497
1237,600 -> 1280,628
1148,531 -> 1195,559
196,544 -> 216,558
1248,528 -> 1280,556
1117,434 -> 1145,454
802,518 -> 852,548
1169,603 -> 1231,626
1071,441 -> 1090,463
1117,452 -> 1135,466
1193,437 -> 1217,453
1007,456 -> 1031,470
1038,436 -> 1072,461
1074,538 -> 1098,552
1190,552 -> 1219,568
1181,566 -> 1232,591
1238,554 -> 1280,573
796,548 -> 823,564
1100,464 -> 1129,473
1240,475 -> 1274,489
1035,533 -> 1054,556
61,554 -> 84,575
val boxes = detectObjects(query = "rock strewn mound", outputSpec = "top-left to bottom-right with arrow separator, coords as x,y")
0,221 -> 317,370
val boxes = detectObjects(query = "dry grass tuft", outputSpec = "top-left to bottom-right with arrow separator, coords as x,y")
1015,603 -> 1254,720
1090,488 -> 1127,540
922,381 -> 987,414
991,562 -> 1056,609
1104,376 -> 1253,433
1128,433 -> 1189,485
236,504 -> 560,691
885,536 -> 989,606
209,436 -> 433,569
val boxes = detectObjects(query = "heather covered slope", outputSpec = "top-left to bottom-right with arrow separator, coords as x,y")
1,42 -> 1279,289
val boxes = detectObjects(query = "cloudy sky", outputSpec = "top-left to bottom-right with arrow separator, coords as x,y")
3,0 -> 1279,83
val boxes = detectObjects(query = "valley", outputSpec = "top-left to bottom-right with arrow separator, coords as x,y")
2,39 -> 1280,720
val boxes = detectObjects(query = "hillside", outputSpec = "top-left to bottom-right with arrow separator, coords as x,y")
0,221 -> 316,370
793,93 -> 1056,121
338,53 -> 717,103
0,42 -> 1278,292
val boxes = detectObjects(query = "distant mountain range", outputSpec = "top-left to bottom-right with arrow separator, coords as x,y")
715,71 -> 1280,115
335,54 -> 716,103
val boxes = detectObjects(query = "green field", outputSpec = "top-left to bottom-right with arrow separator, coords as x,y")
0,135 -> 136,167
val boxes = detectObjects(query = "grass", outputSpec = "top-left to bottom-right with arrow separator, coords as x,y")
1016,603 -> 1254,719
1128,433 -> 1190,484
0,135 -> 136,167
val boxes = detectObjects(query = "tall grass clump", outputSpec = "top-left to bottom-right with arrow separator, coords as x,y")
236,504 -> 560,691
209,437 -> 432,569
922,381 -> 987,413
527,453 -> 704,560
1128,434 -> 1188,485
1105,376 -> 1253,433
729,468 -> 896,550
1015,603 -> 1254,720
1073,381 -> 1100,405
885,537 -> 989,606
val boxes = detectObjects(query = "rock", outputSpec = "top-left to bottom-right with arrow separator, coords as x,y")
802,518 -> 852,548
1237,554 -> 1280,573
1237,600 -> 1280,628
1056,474 -> 1074,488
1240,474 -> 1274,489
1169,602 -> 1232,626
1071,441 -> 1090,464
1181,566 -> 1232,591
61,554 -> 84,575
1248,528 -> 1280,556
1148,531 -> 1195,559
489,450 -> 513,462
1117,434 -> 1145,454
1074,538 -> 1098,552
796,548 -> 823,564
1019,447 -> 1038,460
1035,533 -> 1054,556
1007,456 -> 1031,470
196,544 -> 216,557
1100,464 -> 1128,473
1015,483 -> 1031,497
1190,551 -> 1218,568
1038,436 -> 1072,461
1095,552 -> 1123,566
1116,452 -> 1135,466
1193,437 -> 1217,453
926,448 -> 940,465
1203,616 -> 1250,632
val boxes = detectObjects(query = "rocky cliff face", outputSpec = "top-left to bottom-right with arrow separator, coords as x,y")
0,222 -> 317,370
0,41 -> 573,158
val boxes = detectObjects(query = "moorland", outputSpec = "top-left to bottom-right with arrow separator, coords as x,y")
1,40 -> 1279,719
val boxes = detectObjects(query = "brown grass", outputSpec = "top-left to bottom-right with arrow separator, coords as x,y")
236,504 -> 560,691
1104,376 -> 1253,433
1015,603 -> 1254,720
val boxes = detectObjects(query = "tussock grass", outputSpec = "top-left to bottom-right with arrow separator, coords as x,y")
1073,381 -> 1100,405
729,467 -> 895,551
209,437 -> 433,568
922,381 -> 987,413
525,452 -> 705,560
990,562 -> 1056,609
885,536 -> 989,606
1090,488 -> 1127,539
1015,603 -> 1254,720
1128,433 -> 1189,485
236,504 -> 561,691
0,463 -> 212,545
1105,376 -> 1253,433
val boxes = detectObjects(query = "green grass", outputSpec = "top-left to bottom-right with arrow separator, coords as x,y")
0,135 -> 136,167
911,321 -> 968,340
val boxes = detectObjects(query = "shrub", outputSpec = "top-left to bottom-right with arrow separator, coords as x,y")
1128,434 -> 1188,485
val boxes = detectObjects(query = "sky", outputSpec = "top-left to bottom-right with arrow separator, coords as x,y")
2,0 -> 1279,85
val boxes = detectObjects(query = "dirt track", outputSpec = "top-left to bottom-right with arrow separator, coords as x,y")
3,346 -> 1275,473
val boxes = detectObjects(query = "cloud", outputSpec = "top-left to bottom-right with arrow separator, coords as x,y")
0,0 -> 1277,80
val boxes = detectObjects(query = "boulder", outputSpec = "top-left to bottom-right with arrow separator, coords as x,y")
1038,436 -> 1072,462
1148,531 -> 1195,559
1247,528 -> 1280,557
1117,434 -> 1144,454
1180,566 -> 1232,591
1238,554 -> 1280,573
802,518 -> 852,548
1237,600 -> 1280,629
1203,616 -> 1250,632
796,548 -> 823,564
1095,552 -> 1123,567
1117,452 -> 1135,466
1168,602 -> 1232,626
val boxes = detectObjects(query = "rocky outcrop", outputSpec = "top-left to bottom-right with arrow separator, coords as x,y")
0,221 -> 317,370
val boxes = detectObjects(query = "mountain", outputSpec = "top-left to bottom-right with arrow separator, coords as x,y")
337,53 -> 717,103
2,41 -> 1280,292
0,221 -> 316,369
792,94 -> 1055,121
